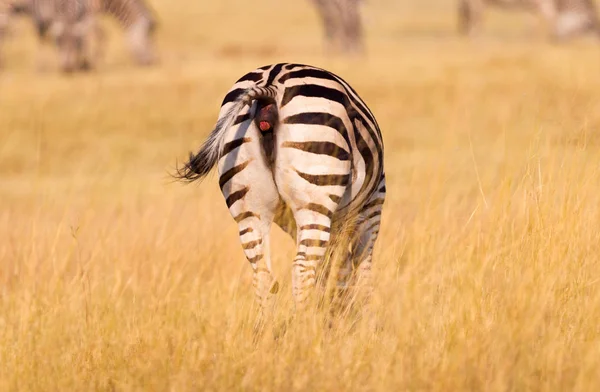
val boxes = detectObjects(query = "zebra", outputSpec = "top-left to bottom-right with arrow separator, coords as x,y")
458,0 -> 600,40
0,0 -> 26,67
96,0 -> 157,65
27,0 -> 99,72
4,0 -> 156,69
311,0 -> 364,54
176,63 -> 385,311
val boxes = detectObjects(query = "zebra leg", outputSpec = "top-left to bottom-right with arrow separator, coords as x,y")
74,16 -> 96,71
340,0 -> 364,54
551,3 -> 599,41
458,0 -> 484,36
236,213 -> 279,310
0,11 -> 7,68
289,207 -> 334,308
312,0 -> 342,52
275,167 -> 348,309
348,174 -> 385,302
219,117 -> 281,311
92,21 -> 106,66
126,18 -> 156,66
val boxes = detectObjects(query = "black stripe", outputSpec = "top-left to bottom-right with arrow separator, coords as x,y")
365,210 -> 381,221
299,239 -> 329,247
233,113 -> 251,125
354,123 -> 375,196
365,222 -> 381,233
247,254 -> 263,263
281,141 -> 349,161
242,239 -> 262,250
221,88 -> 246,106
299,224 -> 331,233
219,160 -> 251,190
222,138 -> 251,156
278,68 -> 339,84
239,227 -> 253,236
234,211 -> 260,223
236,72 -> 263,83
296,170 -> 349,187
281,84 -> 346,108
295,251 -> 307,258
225,187 -> 249,208
258,64 -> 272,70
379,185 -> 386,193
329,194 -> 341,204
305,203 -> 334,219
296,170 -> 350,186
266,63 -> 285,86
283,112 -> 352,151
294,264 -> 317,274
284,63 -> 307,71
364,197 -> 385,211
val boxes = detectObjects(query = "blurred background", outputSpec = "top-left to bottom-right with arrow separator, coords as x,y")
1,0 -> 600,390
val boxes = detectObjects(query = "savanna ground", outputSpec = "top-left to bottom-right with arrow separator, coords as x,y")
1,0 -> 600,390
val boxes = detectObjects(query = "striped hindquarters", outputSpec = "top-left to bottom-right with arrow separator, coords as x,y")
219,63 -> 384,214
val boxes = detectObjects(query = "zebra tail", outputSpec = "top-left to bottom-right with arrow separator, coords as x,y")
175,85 -> 278,182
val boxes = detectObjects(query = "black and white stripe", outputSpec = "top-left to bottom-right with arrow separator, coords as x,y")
458,0 -> 600,40
177,63 -> 385,310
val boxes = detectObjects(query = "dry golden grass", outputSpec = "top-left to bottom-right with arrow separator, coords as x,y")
1,0 -> 600,390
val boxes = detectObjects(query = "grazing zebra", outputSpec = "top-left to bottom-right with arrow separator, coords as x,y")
27,0 -> 98,72
177,63 -> 385,311
4,0 -> 156,69
458,0 -> 600,40
311,0 -> 364,54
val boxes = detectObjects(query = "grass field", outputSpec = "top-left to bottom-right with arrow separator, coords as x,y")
1,0 -> 600,390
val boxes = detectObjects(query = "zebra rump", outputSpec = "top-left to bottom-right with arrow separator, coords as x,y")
176,85 -> 278,182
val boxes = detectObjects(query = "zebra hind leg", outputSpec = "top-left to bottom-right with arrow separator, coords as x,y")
347,175 -> 385,305
126,18 -> 156,66
234,211 -> 280,333
458,0 -> 484,36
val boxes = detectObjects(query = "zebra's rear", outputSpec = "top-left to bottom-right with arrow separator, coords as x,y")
178,63 -> 385,310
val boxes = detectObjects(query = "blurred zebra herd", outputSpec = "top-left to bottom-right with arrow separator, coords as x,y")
0,0 -> 599,73
0,0 -> 156,71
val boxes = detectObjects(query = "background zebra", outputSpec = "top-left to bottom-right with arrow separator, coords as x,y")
458,0 -> 600,40
0,2 -> 9,66
2,0 -> 156,70
0,0 -> 29,66
97,0 -> 157,65
177,63 -> 385,310
27,0 -> 99,72
311,0 -> 364,54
